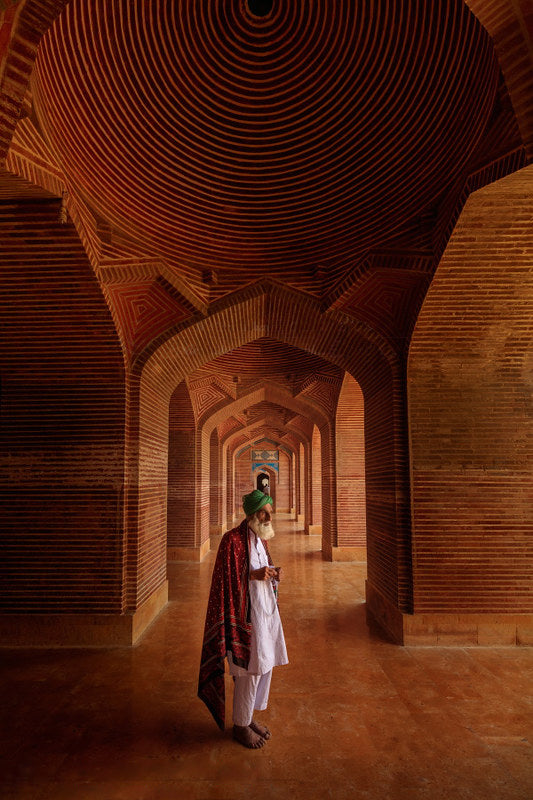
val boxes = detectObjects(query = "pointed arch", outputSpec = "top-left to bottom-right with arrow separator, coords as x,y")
126,284 -> 411,634
198,386 -> 326,549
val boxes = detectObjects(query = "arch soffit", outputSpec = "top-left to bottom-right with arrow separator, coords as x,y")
217,409 -> 314,450
224,419 -> 303,459
201,380 -> 330,437
225,427 -> 309,471
225,425 -> 302,457
252,464 -> 277,479
252,436 -> 293,455
235,437 -> 297,464
194,372 -> 341,430
465,0 -> 533,157
0,0 -> 70,163
137,285 -> 397,400
250,465 -> 278,497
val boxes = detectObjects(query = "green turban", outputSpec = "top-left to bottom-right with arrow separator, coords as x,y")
242,489 -> 273,516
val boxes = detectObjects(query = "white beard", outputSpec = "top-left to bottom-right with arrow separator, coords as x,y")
248,515 -> 275,541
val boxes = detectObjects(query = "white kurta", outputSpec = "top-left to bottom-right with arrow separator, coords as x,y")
228,529 -> 288,677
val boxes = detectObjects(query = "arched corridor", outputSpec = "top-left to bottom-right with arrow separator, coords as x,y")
1,1 -> 533,795
2,0 -> 532,652
1,514 -> 532,799
162,338 -> 366,563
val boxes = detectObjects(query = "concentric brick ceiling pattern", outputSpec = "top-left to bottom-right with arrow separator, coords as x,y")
34,0 -> 499,296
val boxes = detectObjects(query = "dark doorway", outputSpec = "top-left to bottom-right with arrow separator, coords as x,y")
256,471 -> 270,493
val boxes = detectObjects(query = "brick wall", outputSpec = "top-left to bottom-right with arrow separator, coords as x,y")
0,199 -> 126,612
130,375 -> 168,608
409,165 -> 533,613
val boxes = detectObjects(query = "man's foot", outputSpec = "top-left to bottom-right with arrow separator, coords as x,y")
232,724 -> 266,749
249,720 -> 271,740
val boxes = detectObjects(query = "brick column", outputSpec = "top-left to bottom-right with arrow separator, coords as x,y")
167,381 -> 197,560
335,373 -> 366,560
406,166 -> 533,645
309,425 -> 322,534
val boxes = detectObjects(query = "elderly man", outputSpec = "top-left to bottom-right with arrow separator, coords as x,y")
198,490 -> 288,749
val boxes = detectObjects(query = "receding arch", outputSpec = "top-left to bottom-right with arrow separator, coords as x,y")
201,388 -> 323,543
127,284 -> 410,634
250,463 -> 276,505
224,422 -> 306,529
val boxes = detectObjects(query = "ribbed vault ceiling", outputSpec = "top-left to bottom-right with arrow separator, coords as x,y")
33,0 -> 501,302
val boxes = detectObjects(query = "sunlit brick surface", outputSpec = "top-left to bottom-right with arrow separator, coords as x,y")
409,166 -> 533,613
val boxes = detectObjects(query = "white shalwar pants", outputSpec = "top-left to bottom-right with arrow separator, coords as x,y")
228,529 -> 288,728
232,669 -> 273,727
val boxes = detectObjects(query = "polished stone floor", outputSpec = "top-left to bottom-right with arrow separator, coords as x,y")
1,515 -> 532,800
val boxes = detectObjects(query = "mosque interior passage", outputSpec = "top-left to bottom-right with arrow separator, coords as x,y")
0,0 -> 532,652
167,339 -> 367,565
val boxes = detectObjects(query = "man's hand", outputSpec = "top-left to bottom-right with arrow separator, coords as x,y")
250,566 -> 280,581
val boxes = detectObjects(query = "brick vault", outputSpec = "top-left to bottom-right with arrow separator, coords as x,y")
0,0 -> 531,646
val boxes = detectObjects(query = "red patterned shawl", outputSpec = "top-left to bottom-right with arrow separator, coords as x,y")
198,519 -> 272,730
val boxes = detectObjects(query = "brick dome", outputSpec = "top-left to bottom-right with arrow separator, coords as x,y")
33,0 -> 500,300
